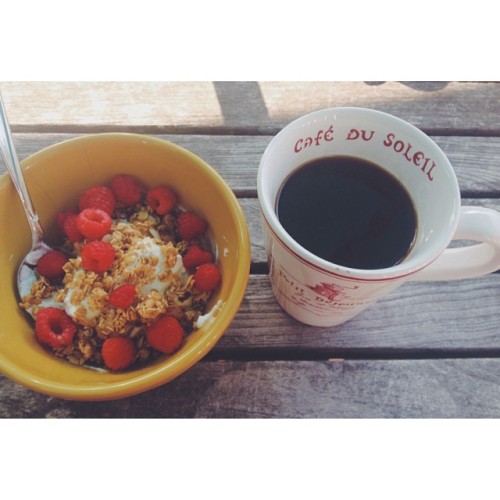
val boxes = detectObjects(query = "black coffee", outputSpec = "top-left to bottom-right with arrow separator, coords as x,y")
276,156 -> 417,269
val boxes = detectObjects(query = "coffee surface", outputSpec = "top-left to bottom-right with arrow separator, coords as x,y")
276,156 -> 417,269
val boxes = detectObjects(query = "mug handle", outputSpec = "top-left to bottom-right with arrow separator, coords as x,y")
413,206 -> 500,281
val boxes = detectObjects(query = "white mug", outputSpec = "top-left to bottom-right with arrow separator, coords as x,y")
257,107 -> 500,327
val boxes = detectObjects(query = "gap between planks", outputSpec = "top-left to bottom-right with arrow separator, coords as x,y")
10,124 -> 500,137
202,347 -> 500,363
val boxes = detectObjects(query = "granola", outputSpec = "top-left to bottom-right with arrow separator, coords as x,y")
20,177 -> 219,371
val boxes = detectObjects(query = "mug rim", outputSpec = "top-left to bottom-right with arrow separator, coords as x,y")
257,106 -> 461,281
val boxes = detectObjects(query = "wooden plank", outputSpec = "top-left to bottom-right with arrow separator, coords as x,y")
220,273 -> 500,353
4,133 -> 500,267
2,357 -> 500,417
1,81 -> 498,133
3,133 -> 500,196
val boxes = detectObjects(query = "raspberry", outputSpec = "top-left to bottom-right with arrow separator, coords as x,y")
146,316 -> 185,355
182,245 -> 213,272
109,284 -> 136,308
36,250 -> 69,280
63,214 -> 84,243
81,241 -> 116,273
101,336 -> 136,371
111,174 -> 142,206
35,307 -> 76,349
193,263 -> 221,292
146,186 -> 177,215
177,211 -> 208,241
56,208 -> 77,230
79,185 -> 116,215
77,208 -> 112,240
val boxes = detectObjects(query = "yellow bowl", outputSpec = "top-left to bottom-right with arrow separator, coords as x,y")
0,133 -> 250,400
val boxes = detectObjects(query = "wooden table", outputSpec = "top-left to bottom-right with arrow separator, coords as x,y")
1,81 -> 499,418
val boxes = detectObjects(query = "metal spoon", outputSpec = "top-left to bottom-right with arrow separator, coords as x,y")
0,92 -> 52,303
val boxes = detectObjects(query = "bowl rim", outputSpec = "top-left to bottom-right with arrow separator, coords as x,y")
0,132 -> 251,400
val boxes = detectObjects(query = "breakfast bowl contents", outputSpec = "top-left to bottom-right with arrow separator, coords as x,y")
20,175 -> 222,372
0,134 -> 250,400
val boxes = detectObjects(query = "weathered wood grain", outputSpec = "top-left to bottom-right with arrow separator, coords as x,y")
221,273 -> 500,353
10,130 -> 492,268
2,357 -> 500,417
3,133 -> 500,196
1,81 -> 499,134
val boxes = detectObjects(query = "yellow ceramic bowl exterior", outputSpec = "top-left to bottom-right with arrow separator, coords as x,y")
0,133 -> 250,400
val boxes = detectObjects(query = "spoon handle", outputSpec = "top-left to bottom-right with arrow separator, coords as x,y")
0,92 -> 44,245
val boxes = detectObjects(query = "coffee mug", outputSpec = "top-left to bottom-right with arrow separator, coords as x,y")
257,107 -> 500,326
